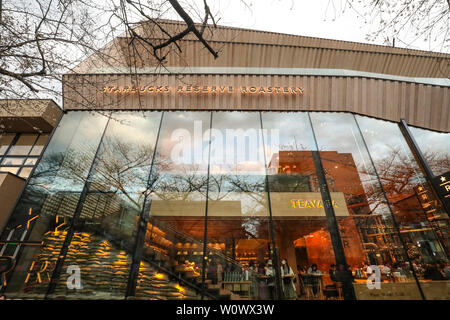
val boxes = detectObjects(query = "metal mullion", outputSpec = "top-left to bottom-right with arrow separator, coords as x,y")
354,114 -> 426,300
399,120 -> 450,259
307,112 -> 356,300
259,111 -> 282,300
0,113 -> 64,281
125,112 -> 164,299
200,111 -> 213,300
399,119 -> 450,216
44,113 -> 112,299
2,133 -> 19,157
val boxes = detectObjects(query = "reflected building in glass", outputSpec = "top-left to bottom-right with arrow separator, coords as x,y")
0,20 -> 449,300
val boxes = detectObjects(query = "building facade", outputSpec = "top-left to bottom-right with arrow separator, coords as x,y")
0,99 -> 61,233
0,20 -> 449,300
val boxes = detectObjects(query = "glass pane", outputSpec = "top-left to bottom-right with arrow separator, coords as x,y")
0,167 -> 19,174
206,111 -> 274,300
24,158 -> 38,166
29,135 -> 49,156
263,111 -> 337,300
409,126 -> 450,177
310,112 -> 423,300
49,111 -> 162,299
18,167 -> 33,179
7,134 -> 38,156
356,115 -> 449,300
2,112 -> 109,299
0,133 -> 15,155
1,157 -> 25,166
135,111 -> 209,300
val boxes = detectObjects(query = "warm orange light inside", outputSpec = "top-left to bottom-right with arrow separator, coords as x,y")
175,284 -> 185,293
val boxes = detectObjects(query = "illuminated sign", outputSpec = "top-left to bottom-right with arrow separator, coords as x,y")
150,192 -> 348,217
432,171 -> 450,208
414,184 -> 439,220
102,85 -> 304,95
290,199 -> 339,209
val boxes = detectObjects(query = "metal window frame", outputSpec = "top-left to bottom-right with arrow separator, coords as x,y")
3,110 -> 448,301
353,114 -> 426,300
44,114 -> 112,298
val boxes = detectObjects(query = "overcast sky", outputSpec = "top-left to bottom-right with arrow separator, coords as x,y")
175,0 -> 448,53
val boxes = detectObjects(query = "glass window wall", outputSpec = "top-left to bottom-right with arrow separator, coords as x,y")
2,110 -> 449,300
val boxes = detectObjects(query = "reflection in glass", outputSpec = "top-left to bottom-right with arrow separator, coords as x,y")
29,135 -> 49,156
0,167 -> 19,174
0,133 -> 15,155
2,110 -> 449,301
205,112 -> 274,300
408,126 -> 449,177
47,111 -> 163,299
1,157 -> 25,166
263,112 -> 338,300
7,134 -> 38,156
356,115 -> 449,300
2,112 -> 109,298
136,112 -> 210,300
18,167 -> 33,178
310,112 -> 424,300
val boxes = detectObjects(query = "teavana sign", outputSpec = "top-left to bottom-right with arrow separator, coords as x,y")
102,85 -> 305,95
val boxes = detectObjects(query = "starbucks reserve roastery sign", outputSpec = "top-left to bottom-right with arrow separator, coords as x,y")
102,85 -> 305,95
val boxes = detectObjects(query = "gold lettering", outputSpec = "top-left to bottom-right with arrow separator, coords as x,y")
101,84 -> 305,96
291,200 -> 297,208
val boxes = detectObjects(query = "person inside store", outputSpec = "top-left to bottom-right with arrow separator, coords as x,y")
423,263 -> 446,280
322,264 -> 339,299
266,260 -> 276,300
257,261 -> 269,299
280,258 -> 297,299
207,259 -> 218,284
306,263 -> 322,298
391,263 -> 408,282
297,265 -> 306,296
248,261 -> 258,299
